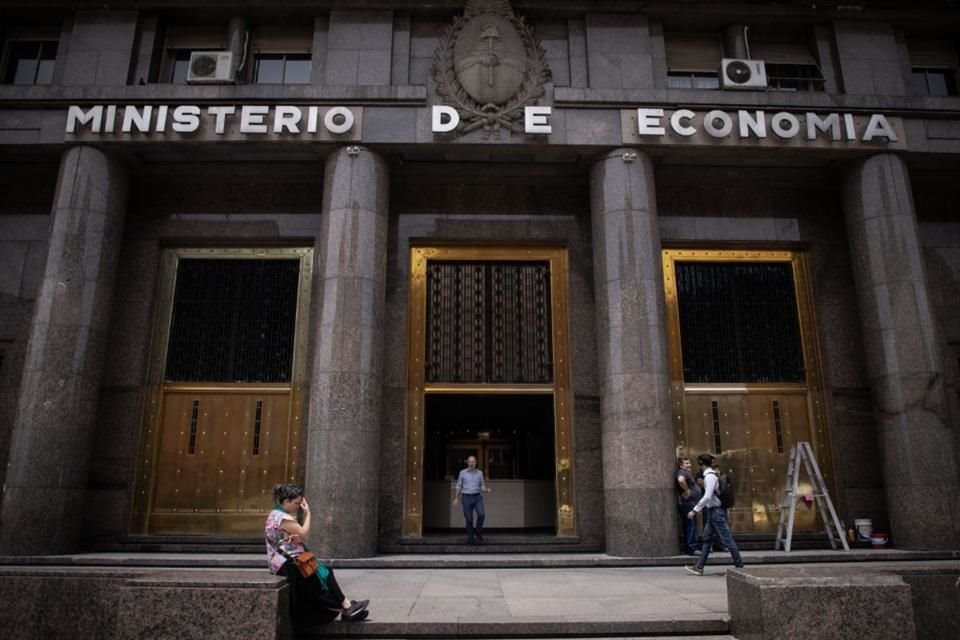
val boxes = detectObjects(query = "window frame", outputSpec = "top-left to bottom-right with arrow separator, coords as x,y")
158,25 -> 226,84
764,62 -> 826,92
251,52 -> 312,85
1,38 -> 59,85
910,67 -> 958,97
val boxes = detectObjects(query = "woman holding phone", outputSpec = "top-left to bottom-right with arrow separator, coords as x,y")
265,483 -> 370,627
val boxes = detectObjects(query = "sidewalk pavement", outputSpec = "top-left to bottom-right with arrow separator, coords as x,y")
335,564 -> 731,625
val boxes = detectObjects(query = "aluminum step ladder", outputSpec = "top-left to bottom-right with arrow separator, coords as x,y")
774,441 -> 849,552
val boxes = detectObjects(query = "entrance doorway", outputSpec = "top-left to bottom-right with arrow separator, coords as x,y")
422,393 -> 556,532
662,249 -> 832,535
402,246 -> 576,538
131,248 -> 313,536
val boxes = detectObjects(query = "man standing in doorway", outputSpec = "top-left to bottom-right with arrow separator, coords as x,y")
676,456 -> 701,555
685,453 -> 743,575
453,455 -> 491,545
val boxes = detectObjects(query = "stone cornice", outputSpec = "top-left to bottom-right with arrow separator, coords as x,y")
0,84 -> 428,107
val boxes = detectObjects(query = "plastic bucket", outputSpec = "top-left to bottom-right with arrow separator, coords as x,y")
854,518 -> 873,542
870,532 -> 889,548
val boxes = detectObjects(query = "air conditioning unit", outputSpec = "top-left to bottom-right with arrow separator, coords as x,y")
721,58 -> 767,89
186,51 -> 234,84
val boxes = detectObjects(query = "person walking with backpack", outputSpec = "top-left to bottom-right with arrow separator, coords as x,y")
685,453 -> 744,575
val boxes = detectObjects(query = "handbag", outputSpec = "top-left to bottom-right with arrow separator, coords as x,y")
294,551 -> 319,579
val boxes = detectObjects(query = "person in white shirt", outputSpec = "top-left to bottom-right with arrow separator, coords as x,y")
685,453 -> 744,575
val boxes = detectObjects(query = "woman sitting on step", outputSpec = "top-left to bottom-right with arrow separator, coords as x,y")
265,483 -> 370,627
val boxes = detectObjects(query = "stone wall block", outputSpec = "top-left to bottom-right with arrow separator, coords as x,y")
309,372 -> 383,432
843,152 -> 960,549
599,372 -> 672,429
590,148 -> 674,556
599,322 -> 669,377
0,146 -> 128,555
603,488 -> 676,556
306,146 -> 388,558
322,147 -> 390,216
601,428 -> 676,489
856,280 -> 936,334
313,320 -> 384,376
728,568 -> 918,640
884,483 -> 960,549
0,487 -> 88,554
317,209 -> 389,281
307,431 -> 381,557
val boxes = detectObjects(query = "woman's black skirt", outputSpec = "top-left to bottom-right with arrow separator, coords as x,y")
280,561 -> 346,628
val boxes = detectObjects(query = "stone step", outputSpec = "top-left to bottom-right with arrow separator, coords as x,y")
297,619 -> 732,638
5,548 -> 957,570
92,531 -> 838,555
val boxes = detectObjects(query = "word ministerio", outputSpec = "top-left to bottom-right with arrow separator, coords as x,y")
64,104 -> 899,143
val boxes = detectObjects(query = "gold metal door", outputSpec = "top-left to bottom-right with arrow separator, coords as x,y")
403,246 -> 576,537
131,248 -> 312,536
663,249 -> 832,534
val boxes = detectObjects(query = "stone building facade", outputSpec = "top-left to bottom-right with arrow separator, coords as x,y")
0,0 -> 958,557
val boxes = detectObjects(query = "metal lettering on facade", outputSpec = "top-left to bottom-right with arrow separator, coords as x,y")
64,103 -> 902,148
65,104 -> 364,141
622,107 -> 904,148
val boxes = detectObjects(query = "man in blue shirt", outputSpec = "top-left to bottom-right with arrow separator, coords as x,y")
453,455 -> 491,544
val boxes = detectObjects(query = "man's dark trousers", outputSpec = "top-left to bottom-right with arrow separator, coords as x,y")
461,493 -> 485,542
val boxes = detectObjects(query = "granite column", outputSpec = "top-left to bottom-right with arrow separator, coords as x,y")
843,153 -> 960,549
305,146 -> 389,558
0,146 -> 129,554
590,149 -> 676,556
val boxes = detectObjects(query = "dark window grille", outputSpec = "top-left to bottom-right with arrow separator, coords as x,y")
426,261 -> 552,384
765,63 -> 825,92
676,261 -> 805,384
165,259 -> 300,383
3,40 -> 57,85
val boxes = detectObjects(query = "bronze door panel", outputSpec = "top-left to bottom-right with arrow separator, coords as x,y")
682,392 -> 817,534
664,249 -> 833,536
131,248 -> 313,537
149,390 -> 291,535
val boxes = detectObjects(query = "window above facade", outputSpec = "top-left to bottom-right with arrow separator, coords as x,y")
750,39 -> 825,91
665,32 -> 723,89
248,26 -> 312,85
2,39 -> 57,85
160,25 -> 225,84
165,49 -> 191,84
253,53 -> 310,84
907,38 -> 958,96
911,68 -> 958,96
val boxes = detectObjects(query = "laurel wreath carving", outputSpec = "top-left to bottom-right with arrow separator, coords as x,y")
433,6 -> 551,137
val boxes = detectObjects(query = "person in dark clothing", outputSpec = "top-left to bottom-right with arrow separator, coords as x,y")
265,484 -> 370,627
676,456 -> 702,555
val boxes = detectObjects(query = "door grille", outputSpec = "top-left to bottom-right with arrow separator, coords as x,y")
165,259 -> 300,383
675,261 -> 805,383
425,261 -> 552,384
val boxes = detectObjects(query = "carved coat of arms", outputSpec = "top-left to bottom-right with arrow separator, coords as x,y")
433,0 -> 550,136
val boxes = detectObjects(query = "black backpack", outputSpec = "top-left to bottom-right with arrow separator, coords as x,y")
717,473 -> 736,508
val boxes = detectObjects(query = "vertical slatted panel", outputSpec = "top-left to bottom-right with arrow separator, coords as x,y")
426,261 -> 552,384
